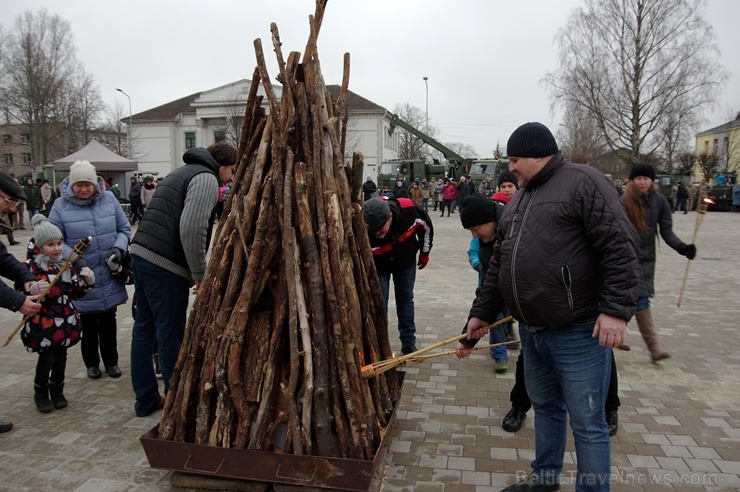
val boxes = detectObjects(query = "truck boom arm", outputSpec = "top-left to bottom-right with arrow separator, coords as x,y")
388,114 -> 468,171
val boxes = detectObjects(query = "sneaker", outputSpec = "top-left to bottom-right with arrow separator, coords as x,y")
501,473 -> 560,492
606,410 -> 618,437
495,358 -> 508,373
502,407 -> 527,432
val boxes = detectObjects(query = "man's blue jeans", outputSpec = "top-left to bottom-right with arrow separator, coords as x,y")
130,256 -> 190,416
377,264 -> 417,349
520,319 -> 611,492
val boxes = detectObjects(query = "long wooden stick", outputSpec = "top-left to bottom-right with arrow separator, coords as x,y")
3,236 -> 91,348
677,200 -> 709,307
361,316 -> 513,378
404,340 -> 521,363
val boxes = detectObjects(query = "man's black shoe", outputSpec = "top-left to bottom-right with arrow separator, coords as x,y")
400,345 -> 417,355
107,366 -> 122,378
501,473 -> 560,492
607,410 -> 618,437
502,407 -> 527,432
0,421 -> 13,433
87,367 -> 102,379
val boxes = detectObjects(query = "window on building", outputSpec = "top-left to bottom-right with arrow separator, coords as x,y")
713,138 -> 718,154
185,132 -> 196,149
21,133 -> 31,144
3,154 -> 12,165
2,135 -> 11,145
22,153 -> 32,165
214,130 -> 225,143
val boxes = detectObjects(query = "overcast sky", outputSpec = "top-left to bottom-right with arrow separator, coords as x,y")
2,0 -> 739,157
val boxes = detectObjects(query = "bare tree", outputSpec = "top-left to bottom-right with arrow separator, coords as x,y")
0,9 -> 102,166
392,102 -> 438,161
557,103 -> 609,164
63,73 -> 106,153
545,0 -> 728,167
99,101 -> 129,157
695,152 -> 719,181
675,152 -> 696,175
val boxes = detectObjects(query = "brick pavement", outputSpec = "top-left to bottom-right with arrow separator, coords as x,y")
0,209 -> 738,491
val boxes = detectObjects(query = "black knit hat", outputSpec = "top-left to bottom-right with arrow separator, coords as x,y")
506,122 -> 558,158
498,171 -> 519,189
0,172 -> 26,201
629,163 -> 656,181
460,193 -> 501,229
363,197 -> 391,234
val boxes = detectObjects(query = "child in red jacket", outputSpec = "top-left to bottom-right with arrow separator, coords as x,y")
18,214 -> 94,413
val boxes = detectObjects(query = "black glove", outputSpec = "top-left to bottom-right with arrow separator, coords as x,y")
678,243 -> 697,260
475,263 -> 485,273
107,248 -> 123,271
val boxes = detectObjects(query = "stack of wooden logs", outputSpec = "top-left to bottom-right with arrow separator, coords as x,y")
156,0 -> 400,460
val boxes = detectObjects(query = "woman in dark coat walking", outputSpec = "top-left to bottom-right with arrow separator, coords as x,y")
623,164 -> 696,362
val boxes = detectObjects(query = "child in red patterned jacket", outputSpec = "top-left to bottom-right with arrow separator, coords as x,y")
18,214 -> 95,413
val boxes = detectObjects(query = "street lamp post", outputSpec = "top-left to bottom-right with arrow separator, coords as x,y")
423,77 -> 429,133
116,88 -> 133,159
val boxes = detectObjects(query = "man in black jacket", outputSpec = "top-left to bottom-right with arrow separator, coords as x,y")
459,123 -> 638,492
0,172 -> 44,433
364,197 -> 433,355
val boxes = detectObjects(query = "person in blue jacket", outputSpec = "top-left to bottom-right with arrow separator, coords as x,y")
49,160 -> 131,380
459,194 -> 509,373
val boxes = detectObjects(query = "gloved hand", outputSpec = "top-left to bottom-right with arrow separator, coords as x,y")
475,263 -> 484,273
28,281 -> 50,296
79,267 -> 95,286
417,254 -> 429,270
107,248 -> 123,271
678,243 -> 697,260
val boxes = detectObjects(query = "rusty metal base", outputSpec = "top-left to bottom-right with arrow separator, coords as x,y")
141,372 -> 404,491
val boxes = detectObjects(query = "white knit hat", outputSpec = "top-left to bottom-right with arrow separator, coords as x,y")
32,214 -> 63,247
69,160 -> 98,185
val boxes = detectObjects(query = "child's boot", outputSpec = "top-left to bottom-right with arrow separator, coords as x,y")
49,382 -> 68,409
34,383 -> 53,413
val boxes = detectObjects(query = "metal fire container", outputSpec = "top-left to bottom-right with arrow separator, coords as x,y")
140,373 -> 404,491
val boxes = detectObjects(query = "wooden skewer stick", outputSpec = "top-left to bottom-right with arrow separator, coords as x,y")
677,199 -> 709,307
3,236 -> 91,348
393,339 -> 521,364
360,316 -> 513,378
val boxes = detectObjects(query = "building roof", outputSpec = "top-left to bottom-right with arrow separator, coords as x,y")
131,91 -> 202,121
131,84 -> 387,122
696,112 -> 740,136
325,86 -> 387,113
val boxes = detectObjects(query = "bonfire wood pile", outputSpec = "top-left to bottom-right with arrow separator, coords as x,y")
156,1 -> 400,460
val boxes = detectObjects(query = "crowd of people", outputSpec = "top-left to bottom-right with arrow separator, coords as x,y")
0,122 -> 716,492
0,140 -> 236,431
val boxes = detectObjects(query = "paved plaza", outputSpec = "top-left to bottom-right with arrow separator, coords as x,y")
0,208 -> 738,491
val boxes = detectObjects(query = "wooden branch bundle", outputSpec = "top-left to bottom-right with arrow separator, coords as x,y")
157,1 -> 399,460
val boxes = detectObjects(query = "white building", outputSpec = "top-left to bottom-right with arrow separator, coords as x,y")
129,79 -> 398,180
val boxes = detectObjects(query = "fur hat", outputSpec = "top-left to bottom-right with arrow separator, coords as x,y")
506,122 -> 558,158
629,163 -> 656,181
460,193 -> 501,229
0,172 -> 26,201
69,160 -> 98,185
498,171 -> 519,189
32,214 -> 63,247
363,197 -> 391,234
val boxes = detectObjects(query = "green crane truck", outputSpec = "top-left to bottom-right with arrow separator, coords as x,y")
386,114 -> 474,179
377,158 -> 446,191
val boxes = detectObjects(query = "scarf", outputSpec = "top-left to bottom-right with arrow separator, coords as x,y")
35,253 -> 72,283
41,185 -> 53,204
